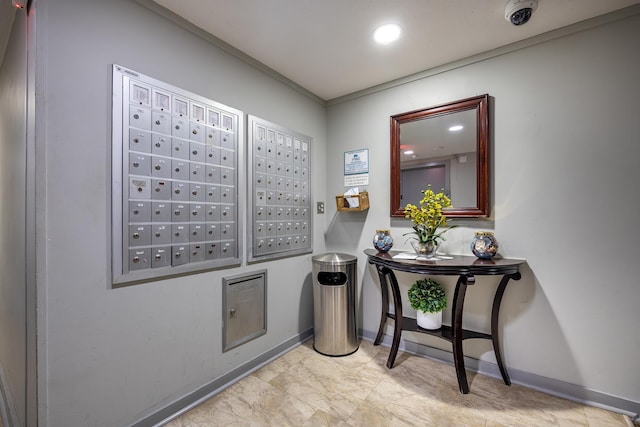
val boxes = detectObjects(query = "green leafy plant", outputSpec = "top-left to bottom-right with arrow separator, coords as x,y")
407,278 -> 447,313
403,185 -> 455,245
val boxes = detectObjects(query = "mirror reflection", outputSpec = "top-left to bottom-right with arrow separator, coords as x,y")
400,108 -> 477,207
390,94 -> 489,217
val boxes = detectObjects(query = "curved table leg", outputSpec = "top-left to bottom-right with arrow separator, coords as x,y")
385,268 -> 403,369
491,272 -> 522,386
452,274 -> 474,394
373,264 -> 390,346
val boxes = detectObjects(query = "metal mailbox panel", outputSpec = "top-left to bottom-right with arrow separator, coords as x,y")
171,224 -> 189,243
171,138 -> 189,160
151,246 -> 171,268
171,160 -> 189,181
247,116 -> 312,262
130,153 -> 151,176
152,202 -> 171,222
220,150 -> 234,169
190,142 -> 206,163
151,111 -> 171,135
152,134 -> 172,157
152,224 -> 171,246
112,65 -> 242,286
129,130 -> 151,153
130,106 -> 151,130
129,201 -> 151,223
171,181 -> 189,201
151,157 -> 171,179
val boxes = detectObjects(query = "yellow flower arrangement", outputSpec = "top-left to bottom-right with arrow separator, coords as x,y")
403,186 -> 455,245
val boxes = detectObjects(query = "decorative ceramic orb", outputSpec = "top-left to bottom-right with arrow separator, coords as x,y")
471,232 -> 499,259
373,229 -> 394,253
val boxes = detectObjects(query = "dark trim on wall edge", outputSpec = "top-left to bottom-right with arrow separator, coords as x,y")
360,329 -> 639,421
130,328 -> 313,427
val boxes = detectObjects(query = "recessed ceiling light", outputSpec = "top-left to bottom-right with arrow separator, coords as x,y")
449,125 -> 464,132
404,150 -> 414,155
373,24 -> 401,45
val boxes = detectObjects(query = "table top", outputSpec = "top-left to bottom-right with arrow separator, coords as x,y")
364,249 -> 525,276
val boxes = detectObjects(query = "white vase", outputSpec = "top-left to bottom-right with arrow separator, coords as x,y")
417,310 -> 442,330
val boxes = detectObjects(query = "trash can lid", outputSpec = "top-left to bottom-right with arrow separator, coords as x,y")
312,252 -> 357,265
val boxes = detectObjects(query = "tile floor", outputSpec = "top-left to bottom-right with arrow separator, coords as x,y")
166,339 -> 632,426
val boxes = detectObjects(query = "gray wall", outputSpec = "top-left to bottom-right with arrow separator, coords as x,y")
326,10 -> 640,412
14,0 -> 640,424
0,7 -> 27,427
36,0 -> 325,425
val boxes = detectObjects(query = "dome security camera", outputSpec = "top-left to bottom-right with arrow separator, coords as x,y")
505,0 -> 538,26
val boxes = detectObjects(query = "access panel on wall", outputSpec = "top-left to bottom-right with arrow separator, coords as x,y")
111,64 -> 243,286
248,116 -> 312,262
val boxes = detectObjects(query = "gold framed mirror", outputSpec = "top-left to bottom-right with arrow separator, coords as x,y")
390,94 -> 489,218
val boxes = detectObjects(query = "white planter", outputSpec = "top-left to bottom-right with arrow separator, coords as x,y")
417,310 -> 442,330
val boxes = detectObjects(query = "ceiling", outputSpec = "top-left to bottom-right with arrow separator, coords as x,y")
150,0 -> 639,101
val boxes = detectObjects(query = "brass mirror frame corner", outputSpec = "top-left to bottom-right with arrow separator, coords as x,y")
390,94 -> 490,218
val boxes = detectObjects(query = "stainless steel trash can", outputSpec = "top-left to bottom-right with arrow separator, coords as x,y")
312,253 -> 359,356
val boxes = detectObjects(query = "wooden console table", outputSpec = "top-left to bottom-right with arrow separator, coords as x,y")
365,249 -> 525,394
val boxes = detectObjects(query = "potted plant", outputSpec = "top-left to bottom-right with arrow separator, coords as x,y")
407,277 -> 447,330
403,185 -> 455,258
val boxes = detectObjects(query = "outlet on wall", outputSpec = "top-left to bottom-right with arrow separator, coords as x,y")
316,202 -> 325,214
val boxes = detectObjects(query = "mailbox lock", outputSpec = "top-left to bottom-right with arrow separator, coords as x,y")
155,210 -> 161,215
229,307 -> 236,317
192,190 -> 198,196
192,129 -> 198,135
155,232 -> 161,238
155,142 -> 161,147
133,162 -> 139,168
155,254 -> 162,261
132,233 -> 140,239
132,256 -> 140,263
133,209 -> 139,215
192,150 -> 198,155
155,165 -> 161,170
174,189 -> 181,194
133,114 -> 140,119
155,120 -> 161,125
175,253 -> 181,259
133,138 -> 139,143
174,210 -> 180,216
175,125 -> 180,130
